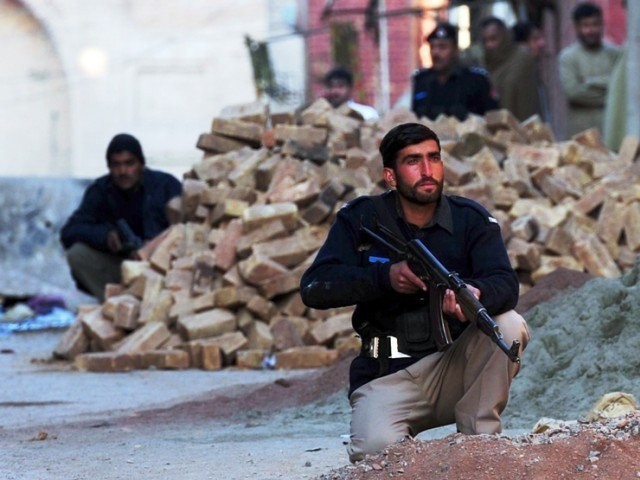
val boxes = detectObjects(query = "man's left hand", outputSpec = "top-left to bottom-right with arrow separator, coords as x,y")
443,285 -> 481,322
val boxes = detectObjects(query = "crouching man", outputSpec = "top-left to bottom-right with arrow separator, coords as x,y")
60,133 -> 182,301
299,122 -> 530,462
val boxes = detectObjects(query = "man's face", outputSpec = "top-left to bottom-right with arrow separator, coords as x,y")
527,28 -> 546,58
108,151 -> 144,190
384,139 -> 444,206
481,24 -> 505,53
429,38 -> 458,72
324,78 -> 351,108
575,15 -> 603,49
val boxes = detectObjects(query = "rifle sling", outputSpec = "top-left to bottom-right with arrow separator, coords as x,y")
370,194 -> 412,248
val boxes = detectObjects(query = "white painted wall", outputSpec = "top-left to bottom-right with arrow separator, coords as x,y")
0,0 -> 71,176
1,0 -> 304,179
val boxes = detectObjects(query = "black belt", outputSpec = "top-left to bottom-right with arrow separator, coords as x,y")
361,335 -> 411,359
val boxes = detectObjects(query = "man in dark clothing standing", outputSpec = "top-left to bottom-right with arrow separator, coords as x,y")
300,123 -> 529,462
61,133 -> 182,301
479,16 -> 541,121
412,22 -> 499,121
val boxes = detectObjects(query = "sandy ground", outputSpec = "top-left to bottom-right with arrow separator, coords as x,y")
0,329 -> 526,480
4,266 -> 638,480
0,330 -> 353,480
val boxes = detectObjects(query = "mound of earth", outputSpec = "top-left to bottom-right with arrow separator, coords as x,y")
319,411 -> 640,480
112,351 -> 355,428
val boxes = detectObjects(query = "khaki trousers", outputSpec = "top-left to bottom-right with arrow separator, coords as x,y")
66,242 -> 122,302
347,310 -> 530,462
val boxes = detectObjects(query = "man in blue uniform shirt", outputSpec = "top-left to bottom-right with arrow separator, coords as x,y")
300,123 -> 529,462
61,133 -> 182,301
412,22 -> 499,120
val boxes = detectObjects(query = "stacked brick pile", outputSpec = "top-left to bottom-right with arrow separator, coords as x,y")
53,99 -> 640,372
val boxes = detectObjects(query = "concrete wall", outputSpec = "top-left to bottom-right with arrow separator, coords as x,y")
0,176 -> 92,307
1,0 -> 304,179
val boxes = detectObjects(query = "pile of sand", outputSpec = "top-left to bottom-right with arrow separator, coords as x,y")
504,260 -> 640,429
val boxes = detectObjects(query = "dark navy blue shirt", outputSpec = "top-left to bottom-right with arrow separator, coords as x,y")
300,190 -> 518,395
412,64 -> 499,120
61,168 -> 182,253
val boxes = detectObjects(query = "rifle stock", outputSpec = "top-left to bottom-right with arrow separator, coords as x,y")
361,222 -> 520,363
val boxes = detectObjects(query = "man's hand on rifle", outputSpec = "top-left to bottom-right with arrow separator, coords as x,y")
390,261 -> 427,294
444,285 -> 481,323
107,229 -> 123,253
390,260 -> 482,323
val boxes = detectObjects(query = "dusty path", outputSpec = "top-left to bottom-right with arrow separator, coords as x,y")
0,330 -> 351,480
0,399 -> 350,480
0,330 -> 461,480
0,267 -> 590,480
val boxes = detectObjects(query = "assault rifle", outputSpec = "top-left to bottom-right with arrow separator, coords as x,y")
361,222 -> 520,364
116,219 -> 143,254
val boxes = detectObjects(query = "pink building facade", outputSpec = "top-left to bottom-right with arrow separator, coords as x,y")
303,0 -> 627,120
305,0 -> 425,112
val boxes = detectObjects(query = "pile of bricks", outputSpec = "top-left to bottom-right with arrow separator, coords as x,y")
53,99 -> 640,372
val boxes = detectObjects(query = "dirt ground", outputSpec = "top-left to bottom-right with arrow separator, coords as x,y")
320,417 -> 640,480
2,267 -> 640,480
0,337 -> 354,480
320,266 -> 640,480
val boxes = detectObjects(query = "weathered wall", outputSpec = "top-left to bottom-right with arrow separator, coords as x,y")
0,176 -> 92,307
0,0 -> 71,176
1,0 -> 303,178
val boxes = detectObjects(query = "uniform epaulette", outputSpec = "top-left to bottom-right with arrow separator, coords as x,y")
448,195 -> 499,225
412,67 -> 429,77
340,194 -> 375,211
469,65 -> 489,77
341,192 -> 397,214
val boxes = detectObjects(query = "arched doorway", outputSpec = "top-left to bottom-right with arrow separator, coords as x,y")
0,0 -> 71,176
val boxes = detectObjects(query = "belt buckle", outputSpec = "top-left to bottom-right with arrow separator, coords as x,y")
371,337 -> 380,358
388,336 -> 410,359
367,336 -> 410,359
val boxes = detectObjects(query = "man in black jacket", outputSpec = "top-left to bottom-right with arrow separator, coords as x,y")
300,123 -> 529,462
61,133 -> 182,301
412,22 -> 498,120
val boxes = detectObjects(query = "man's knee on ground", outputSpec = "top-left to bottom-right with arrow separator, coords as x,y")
65,242 -> 90,271
65,242 -> 122,294
66,241 -> 102,261
348,386 -> 410,463
348,431 -> 407,463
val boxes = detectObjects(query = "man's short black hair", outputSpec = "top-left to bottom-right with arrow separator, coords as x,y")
323,67 -> 353,87
572,2 -> 602,22
426,22 -> 458,44
479,16 -> 507,31
106,133 -> 145,165
379,123 -> 441,169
